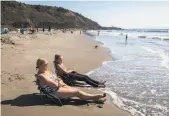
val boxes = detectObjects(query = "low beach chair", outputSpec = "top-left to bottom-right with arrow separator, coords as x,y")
35,74 -> 63,106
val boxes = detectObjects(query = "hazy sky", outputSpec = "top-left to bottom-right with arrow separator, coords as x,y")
22,1 -> 169,29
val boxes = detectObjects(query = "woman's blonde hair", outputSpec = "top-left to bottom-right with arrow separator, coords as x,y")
36,58 -> 47,69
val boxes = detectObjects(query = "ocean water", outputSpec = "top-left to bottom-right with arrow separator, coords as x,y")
86,29 -> 169,116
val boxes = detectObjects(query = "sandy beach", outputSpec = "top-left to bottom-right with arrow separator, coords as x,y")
1,31 -> 131,116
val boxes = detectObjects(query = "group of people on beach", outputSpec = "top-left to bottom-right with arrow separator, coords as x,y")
2,26 -> 83,35
36,54 -> 107,103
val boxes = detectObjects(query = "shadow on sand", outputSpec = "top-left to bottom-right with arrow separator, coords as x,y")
1,93 -> 97,107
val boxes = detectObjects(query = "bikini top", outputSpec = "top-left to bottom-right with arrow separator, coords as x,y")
39,74 -> 59,93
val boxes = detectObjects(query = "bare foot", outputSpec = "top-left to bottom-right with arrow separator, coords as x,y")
100,80 -> 106,84
98,84 -> 106,88
97,93 -> 106,98
103,93 -> 106,97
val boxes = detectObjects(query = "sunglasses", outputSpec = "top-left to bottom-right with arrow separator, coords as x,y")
43,63 -> 48,66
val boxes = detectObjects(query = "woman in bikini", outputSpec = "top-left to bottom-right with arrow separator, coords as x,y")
54,54 -> 106,87
36,58 -> 106,101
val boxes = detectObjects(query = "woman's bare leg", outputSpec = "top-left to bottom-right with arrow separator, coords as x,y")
57,86 -> 105,100
77,90 -> 105,100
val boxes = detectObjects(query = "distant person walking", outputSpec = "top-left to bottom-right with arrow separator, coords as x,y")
4,28 -> 8,34
125,34 -> 128,46
48,26 -> 51,32
98,30 -> 100,36
42,28 -> 45,32
20,28 -> 24,34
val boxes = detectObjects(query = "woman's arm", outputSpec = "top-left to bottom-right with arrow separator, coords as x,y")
38,75 -> 59,88
57,65 -> 72,74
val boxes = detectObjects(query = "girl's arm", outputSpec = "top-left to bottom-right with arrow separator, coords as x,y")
57,65 -> 70,74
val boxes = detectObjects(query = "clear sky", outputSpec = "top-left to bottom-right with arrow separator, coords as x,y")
21,1 -> 169,29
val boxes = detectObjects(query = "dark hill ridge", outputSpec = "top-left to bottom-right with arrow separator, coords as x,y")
1,1 -> 121,30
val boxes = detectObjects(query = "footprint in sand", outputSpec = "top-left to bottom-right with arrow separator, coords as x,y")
8,73 -> 25,82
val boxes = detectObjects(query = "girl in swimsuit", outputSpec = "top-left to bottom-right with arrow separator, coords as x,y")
54,54 -> 106,87
36,58 -> 106,101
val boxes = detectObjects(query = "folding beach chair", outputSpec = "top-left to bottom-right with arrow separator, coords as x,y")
35,74 -> 63,106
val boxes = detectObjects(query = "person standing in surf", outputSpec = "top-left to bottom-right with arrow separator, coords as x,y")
98,30 -> 100,36
126,34 -> 128,41
125,34 -> 128,46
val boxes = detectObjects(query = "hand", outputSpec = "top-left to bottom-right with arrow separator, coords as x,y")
58,80 -> 66,86
68,70 -> 75,73
56,77 -> 62,81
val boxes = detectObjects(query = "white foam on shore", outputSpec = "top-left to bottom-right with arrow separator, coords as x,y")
86,61 -> 111,75
142,46 -> 169,70
98,88 -> 168,116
